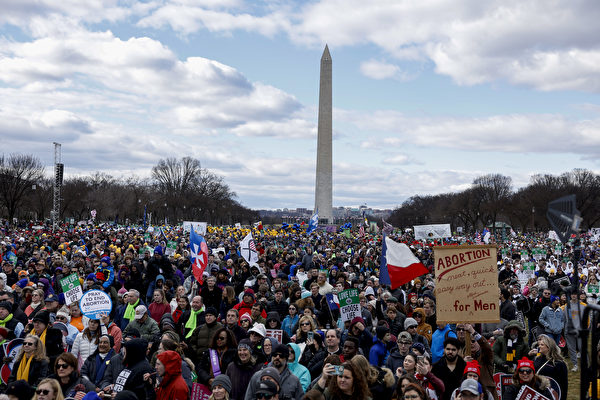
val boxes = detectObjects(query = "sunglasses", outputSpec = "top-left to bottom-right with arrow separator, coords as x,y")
272,353 -> 285,358
456,328 -> 465,332
408,325 -> 417,329
57,363 -> 71,370
301,322 -> 311,326
256,395 -> 273,400
519,369 -> 533,374
23,342 -> 35,346
36,389 -> 51,395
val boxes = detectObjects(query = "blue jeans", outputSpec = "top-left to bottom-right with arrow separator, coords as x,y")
546,332 -> 561,345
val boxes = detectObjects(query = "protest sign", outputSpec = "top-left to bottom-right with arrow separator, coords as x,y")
165,240 -> 177,256
338,288 -> 360,322
515,384 -> 552,400
0,338 -> 23,384
191,383 -> 211,400
588,284 -> 599,294
266,329 -> 283,343
413,224 -> 451,240
493,373 -> 513,399
60,273 -> 83,305
520,250 -> 529,260
434,245 -> 499,323
79,289 -> 113,320
523,261 -> 535,277
183,221 -> 207,235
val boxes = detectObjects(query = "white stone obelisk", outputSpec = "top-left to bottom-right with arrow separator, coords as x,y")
314,45 -> 333,224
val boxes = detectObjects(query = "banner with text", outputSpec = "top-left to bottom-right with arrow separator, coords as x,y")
434,245 -> 499,324
183,221 -> 207,235
79,289 -> 113,320
60,273 -> 83,306
338,288 -> 360,322
413,224 -> 452,240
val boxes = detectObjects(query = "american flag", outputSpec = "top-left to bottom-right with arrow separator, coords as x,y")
359,225 -> 365,237
475,231 -> 482,244
382,219 -> 393,235
249,239 -> 257,252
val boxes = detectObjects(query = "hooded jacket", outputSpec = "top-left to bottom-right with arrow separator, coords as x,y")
414,307 -> 433,343
243,360 -> 304,400
155,350 -> 189,400
287,343 -> 311,391
114,338 -> 156,400
492,320 -> 530,373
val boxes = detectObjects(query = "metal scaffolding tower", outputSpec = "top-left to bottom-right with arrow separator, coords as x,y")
52,142 -> 63,232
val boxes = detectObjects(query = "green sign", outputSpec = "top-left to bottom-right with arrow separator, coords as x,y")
523,261 -> 535,272
338,288 -> 360,322
144,233 -> 151,242
589,284 -> 599,294
520,251 -> 529,260
165,241 -> 177,256
60,273 -> 83,305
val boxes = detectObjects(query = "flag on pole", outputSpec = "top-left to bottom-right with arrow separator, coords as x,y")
190,228 -> 209,284
379,234 -> 391,286
253,221 -> 263,230
482,228 -> 491,244
475,231 -> 482,244
240,232 -> 259,265
382,219 -> 393,235
325,293 -> 339,310
143,205 -> 147,230
358,225 -> 365,238
307,211 -> 319,234
382,236 -> 429,289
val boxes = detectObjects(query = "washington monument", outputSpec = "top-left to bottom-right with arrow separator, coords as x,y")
314,45 -> 333,224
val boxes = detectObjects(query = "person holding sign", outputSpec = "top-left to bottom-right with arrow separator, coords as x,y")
502,358 -> 554,400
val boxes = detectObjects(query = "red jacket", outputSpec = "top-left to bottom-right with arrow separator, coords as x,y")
156,351 -> 189,400
233,299 -> 267,322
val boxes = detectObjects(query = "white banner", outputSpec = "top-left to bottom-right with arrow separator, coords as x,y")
183,221 -> 207,235
413,224 -> 452,240
239,233 -> 259,265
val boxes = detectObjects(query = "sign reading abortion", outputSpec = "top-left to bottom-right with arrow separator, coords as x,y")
79,289 -> 113,320
434,245 -> 499,324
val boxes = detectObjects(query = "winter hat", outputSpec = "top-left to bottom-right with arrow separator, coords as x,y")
464,360 -> 481,376
376,325 -> 390,340
0,301 -> 12,312
404,318 -> 418,330
272,343 -> 290,358
249,323 -> 267,337
349,316 -> 365,331
205,307 -> 218,317
211,374 -> 232,394
56,307 -> 71,322
240,313 -> 252,323
118,287 -> 128,296
154,246 -> 163,256
238,338 -> 252,351
101,256 -> 111,264
260,366 -> 281,385
86,273 -> 97,282
95,271 -> 106,282
398,331 -> 413,343
411,342 -> 426,354
32,311 -> 50,325
550,295 -> 559,303
5,379 -> 35,400
408,292 -> 418,300
243,288 -> 255,300
517,357 -> 535,372
160,313 -> 176,331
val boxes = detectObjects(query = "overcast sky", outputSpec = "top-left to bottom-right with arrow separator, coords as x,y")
1,0 -> 599,210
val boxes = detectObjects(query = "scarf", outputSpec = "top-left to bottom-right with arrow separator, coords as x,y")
506,337 -> 517,366
16,353 -> 33,381
123,299 -> 140,321
94,349 -> 114,385
0,313 -> 13,327
173,309 -> 183,324
38,327 -> 48,345
185,307 -> 203,339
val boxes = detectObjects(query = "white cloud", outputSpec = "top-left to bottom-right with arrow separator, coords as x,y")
359,59 -> 400,80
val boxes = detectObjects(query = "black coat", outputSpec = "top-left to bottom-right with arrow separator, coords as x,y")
7,356 -> 49,387
196,347 -> 237,385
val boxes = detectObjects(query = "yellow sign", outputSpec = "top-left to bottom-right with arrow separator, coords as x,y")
434,245 -> 499,324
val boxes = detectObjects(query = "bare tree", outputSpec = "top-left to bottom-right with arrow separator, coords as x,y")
473,174 -> 512,234
0,154 -> 45,222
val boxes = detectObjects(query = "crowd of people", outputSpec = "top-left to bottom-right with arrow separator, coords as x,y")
0,222 -> 597,400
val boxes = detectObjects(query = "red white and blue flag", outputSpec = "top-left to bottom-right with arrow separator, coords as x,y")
240,232 -> 259,265
380,236 -> 428,289
190,227 -> 209,284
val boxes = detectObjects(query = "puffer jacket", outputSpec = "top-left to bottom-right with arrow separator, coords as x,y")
155,350 -> 189,400
72,331 -> 99,370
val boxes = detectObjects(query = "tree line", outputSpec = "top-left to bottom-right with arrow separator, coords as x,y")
0,154 -> 258,226
388,169 -> 600,234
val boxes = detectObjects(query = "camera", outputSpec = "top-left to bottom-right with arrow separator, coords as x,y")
332,365 -> 345,376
